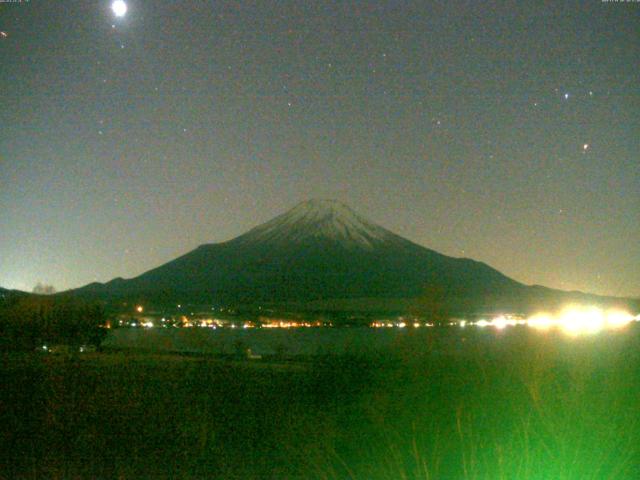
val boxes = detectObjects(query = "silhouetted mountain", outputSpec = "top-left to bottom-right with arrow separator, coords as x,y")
65,200 -> 637,315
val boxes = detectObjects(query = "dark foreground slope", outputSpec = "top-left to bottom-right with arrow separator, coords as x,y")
66,200 -> 637,314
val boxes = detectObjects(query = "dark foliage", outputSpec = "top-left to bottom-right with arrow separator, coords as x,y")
0,296 -> 108,351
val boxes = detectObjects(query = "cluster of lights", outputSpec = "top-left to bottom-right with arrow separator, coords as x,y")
126,306 -> 636,336
124,311 -> 264,329
198,319 -> 228,329
366,307 -> 638,336
262,320 -> 324,328
370,321 -> 435,328
472,315 -> 524,329
469,307 -> 638,336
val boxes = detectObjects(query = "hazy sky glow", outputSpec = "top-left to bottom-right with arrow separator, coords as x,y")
1,1 -> 638,297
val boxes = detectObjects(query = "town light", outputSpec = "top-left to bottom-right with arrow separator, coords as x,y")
527,314 -> 553,331
557,307 -> 602,336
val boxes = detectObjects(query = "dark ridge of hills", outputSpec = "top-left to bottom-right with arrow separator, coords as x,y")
0,287 -> 31,302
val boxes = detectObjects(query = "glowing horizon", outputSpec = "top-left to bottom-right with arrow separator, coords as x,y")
470,306 -> 638,336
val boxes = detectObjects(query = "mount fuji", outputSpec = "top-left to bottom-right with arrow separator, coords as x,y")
67,200 -> 634,314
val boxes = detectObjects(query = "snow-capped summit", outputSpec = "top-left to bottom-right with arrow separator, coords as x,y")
236,199 -> 394,249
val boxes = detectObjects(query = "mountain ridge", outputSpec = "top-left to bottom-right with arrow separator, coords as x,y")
64,200 -> 637,314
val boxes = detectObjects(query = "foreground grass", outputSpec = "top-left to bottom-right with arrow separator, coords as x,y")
1,327 -> 639,479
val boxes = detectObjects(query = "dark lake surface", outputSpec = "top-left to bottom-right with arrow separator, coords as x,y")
105,325 -> 480,356
103,323 -> 640,357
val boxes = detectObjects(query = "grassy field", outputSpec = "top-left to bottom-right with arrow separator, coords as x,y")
1,326 -> 639,479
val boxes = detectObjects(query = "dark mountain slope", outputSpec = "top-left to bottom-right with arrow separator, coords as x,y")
66,200 -> 637,314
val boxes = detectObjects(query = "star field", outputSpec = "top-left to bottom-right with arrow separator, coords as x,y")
0,0 -> 638,297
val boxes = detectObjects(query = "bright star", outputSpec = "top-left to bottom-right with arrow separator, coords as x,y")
112,0 -> 127,18
564,93 -> 570,100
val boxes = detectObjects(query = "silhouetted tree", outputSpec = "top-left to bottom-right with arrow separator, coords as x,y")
32,283 -> 56,295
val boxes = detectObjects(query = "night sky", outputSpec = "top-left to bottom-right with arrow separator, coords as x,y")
1,1 -> 638,297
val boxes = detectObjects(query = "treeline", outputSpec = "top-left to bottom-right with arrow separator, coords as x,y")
0,295 -> 108,352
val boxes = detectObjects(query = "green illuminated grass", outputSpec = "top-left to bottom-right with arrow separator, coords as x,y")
1,327 -> 638,479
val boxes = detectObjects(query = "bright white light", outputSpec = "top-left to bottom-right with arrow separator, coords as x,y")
112,0 -> 127,17
459,320 -> 467,328
527,314 -> 554,331
465,307 -> 640,335
605,310 -> 634,329
492,316 -> 507,330
558,307 -> 604,336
